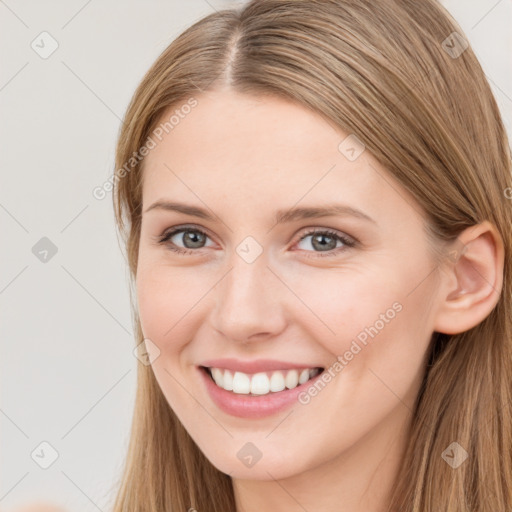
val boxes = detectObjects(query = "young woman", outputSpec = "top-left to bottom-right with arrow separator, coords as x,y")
110,1 -> 512,510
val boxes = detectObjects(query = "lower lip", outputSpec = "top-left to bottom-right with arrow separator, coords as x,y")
197,366 -> 324,419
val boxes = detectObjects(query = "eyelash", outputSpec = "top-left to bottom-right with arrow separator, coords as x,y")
156,224 -> 357,259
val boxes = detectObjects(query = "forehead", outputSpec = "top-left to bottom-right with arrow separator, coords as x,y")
147,91 -> 343,168
140,90 -> 420,230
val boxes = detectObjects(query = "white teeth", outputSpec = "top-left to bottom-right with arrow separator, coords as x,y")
223,369 -> 234,391
269,371 -> 285,392
211,367 -> 224,387
207,367 -> 322,395
285,369 -> 299,389
232,372 -> 251,394
250,372 -> 271,395
298,368 -> 310,384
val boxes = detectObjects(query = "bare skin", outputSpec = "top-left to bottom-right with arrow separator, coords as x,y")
136,88 -> 504,511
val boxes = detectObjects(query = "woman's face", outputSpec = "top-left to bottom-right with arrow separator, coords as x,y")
136,89 -> 443,480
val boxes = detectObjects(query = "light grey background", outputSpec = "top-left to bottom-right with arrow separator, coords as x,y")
1,1 -> 511,510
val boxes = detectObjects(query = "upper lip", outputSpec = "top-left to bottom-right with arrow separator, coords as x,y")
199,358 -> 324,374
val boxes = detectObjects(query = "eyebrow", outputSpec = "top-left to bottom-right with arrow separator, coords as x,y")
143,200 -> 376,225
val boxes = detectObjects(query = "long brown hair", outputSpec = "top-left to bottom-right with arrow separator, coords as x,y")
110,1 -> 512,510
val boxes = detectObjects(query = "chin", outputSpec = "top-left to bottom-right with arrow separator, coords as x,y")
203,446 -> 309,481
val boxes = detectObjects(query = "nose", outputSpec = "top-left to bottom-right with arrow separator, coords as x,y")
210,250 -> 287,344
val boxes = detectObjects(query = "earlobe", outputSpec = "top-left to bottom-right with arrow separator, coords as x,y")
433,221 -> 504,335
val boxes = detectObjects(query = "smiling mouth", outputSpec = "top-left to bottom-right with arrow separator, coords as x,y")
200,365 -> 325,396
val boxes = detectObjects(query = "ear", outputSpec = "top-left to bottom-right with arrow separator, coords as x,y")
433,220 -> 505,335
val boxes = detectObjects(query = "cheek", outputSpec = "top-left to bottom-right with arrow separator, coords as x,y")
136,268 -> 167,342
281,265 -> 403,344
135,262 -> 206,413
284,261 -> 435,394
136,259 -> 218,358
